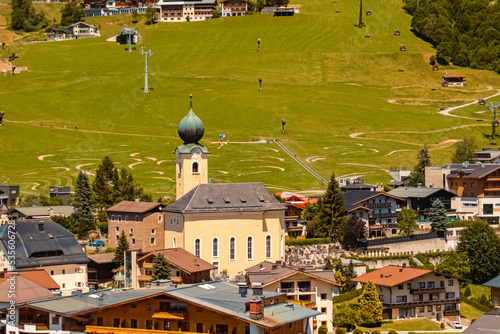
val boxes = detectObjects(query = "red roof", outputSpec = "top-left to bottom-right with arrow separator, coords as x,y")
107,201 -> 162,213
139,248 -> 217,274
352,265 -> 431,287
0,276 -> 55,303
0,270 -> 59,290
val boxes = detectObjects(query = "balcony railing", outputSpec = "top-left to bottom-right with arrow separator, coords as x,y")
443,309 -> 460,316
367,203 -> 393,209
86,326 -> 200,334
371,212 -> 398,219
281,288 -> 294,293
382,298 -> 460,308
410,287 -> 445,294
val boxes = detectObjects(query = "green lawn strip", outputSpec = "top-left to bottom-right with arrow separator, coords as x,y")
460,301 -> 484,321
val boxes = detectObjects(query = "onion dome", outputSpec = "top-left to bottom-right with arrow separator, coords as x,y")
177,95 -> 204,144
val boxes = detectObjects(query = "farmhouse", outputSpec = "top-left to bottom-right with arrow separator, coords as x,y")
387,187 -> 456,220
158,0 -> 217,22
353,265 -> 461,322
45,22 -> 100,41
45,27 -> 73,41
246,261 -> 338,332
442,75 -> 465,87
483,275 -> 500,307
220,0 -> 247,17
87,252 -> 116,289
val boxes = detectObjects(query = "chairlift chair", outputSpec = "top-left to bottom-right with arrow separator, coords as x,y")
394,29 -> 400,36
479,99 -> 486,105
366,9 -> 372,15
400,45 -> 406,51
433,64 -> 439,71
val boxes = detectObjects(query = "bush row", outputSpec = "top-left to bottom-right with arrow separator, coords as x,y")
332,289 -> 364,304
285,238 -> 331,246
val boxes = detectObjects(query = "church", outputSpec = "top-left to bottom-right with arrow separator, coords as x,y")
162,97 -> 286,276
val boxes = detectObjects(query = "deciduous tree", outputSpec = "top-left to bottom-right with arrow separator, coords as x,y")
436,251 -> 470,278
343,215 -> 368,248
335,269 -> 346,294
408,147 -> 430,187
457,221 -> 500,284
452,137 -> 476,164
397,208 -> 418,236
60,1 -> 84,26
332,303 -> 361,331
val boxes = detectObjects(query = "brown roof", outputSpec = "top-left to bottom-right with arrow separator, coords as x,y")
140,248 -> 216,274
0,270 -> 59,290
246,261 -> 337,286
0,275 -> 55,303
87,252 -> 116,264
107,201 -> 163,213
352,265 -> 430,287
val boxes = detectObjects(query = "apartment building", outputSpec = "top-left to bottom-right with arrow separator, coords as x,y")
108,201 -> 165,253
157,0 -> 217,22
353,265 -> 461,321
451,196 -> 500,224
220,0 -> 247,17
246,261 -> 338,332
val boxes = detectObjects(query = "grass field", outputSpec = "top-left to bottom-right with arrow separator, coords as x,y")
357,318 -> 440,331
1,0 -> 500,196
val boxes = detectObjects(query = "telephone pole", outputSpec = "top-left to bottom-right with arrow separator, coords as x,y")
140,47 -> 152,93
359,0 -> 363,28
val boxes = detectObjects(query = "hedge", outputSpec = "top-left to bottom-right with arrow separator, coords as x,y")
462,297 -> 494,312
285,238 -> 331,246
332,289 -> 364,304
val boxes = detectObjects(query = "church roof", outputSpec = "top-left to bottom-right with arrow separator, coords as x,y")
164,183 -> 285,213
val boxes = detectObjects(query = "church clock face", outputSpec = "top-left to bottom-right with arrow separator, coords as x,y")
191,148 -> 202,159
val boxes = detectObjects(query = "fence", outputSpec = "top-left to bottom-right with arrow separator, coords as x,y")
84,7 -> 148,17
363,232 -> 440,247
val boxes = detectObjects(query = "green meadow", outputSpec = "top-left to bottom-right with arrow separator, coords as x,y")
1,0 -> 500,196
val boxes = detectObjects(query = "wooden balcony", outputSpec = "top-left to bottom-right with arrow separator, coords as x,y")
86,326 -> 199,334
444,309 -> 460,316
371,212 -> 398,219
410,287 -> 445,294
19,323 -> 49,330
143,262 -> 154,269
367,203 -> 393,209
382,298 -> 460,309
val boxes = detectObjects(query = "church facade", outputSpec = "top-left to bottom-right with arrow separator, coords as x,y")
163,97 -> 286,275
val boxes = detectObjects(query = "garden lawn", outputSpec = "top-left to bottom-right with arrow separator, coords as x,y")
460,302 -> 484,321
1,0 -> 500,196
357,318 -> 440,331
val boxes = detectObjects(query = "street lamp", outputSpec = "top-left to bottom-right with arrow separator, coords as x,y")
140,47 -> 152,93
257,38 -> 261,52
259,78 -> 262,91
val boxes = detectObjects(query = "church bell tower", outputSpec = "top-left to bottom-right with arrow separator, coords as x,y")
175,95 -> 210,200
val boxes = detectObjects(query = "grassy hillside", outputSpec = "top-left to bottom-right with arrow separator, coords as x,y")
1,0 -> 500,196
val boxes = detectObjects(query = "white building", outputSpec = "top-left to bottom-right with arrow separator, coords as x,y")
157,0 -> 217,22
246,261 -> 338,332
0,219 -> 89,293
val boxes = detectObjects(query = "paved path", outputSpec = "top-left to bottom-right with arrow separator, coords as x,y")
438,89 -> 500,119
276,142 -> 328,184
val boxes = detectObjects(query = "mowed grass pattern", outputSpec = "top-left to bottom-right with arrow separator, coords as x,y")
1,0 -> 500,195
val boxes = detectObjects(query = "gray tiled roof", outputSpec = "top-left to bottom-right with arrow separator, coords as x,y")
164,183 -> 285,213
246,261 -> 336,286
11,206 -> 75,217
0,219 -> 89,268
462,309 -> 500,334
483,275 -> 500,288
442,163 -> 500,179
387,187 -> 456,199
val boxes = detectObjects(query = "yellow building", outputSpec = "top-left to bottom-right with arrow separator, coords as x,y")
164,98 -> 286,275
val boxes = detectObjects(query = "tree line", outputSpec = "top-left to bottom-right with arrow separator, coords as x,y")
403,0 -> 500,73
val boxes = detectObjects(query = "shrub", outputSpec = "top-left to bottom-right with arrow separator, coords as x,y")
332,289 -> 363,304
285,238 -> 331,246
372,331 -> 381,334
353,329 -> 363,334
463,285 -> 472,298
335,328 -> 346,334
318,326 -> 328,334
440,322 -> 445,329
479,294 -> 490,307
388,331 -> 398,334
462,297 -> 493,312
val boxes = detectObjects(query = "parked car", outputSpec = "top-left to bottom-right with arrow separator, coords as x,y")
89,240 -> 105,247
452,321 -> 462,329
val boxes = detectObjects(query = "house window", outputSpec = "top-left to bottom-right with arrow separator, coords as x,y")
419,306 -> 424,313
407,283 -> 411,290
131,319 -> 137,328
131,303 -> 137,309
427,282 -> 435,288
152,229 -> 156,234
196,323 -> 203,333
398,284 -> 403,290
151,238 -> 155,244
62,283 -> 65,288
135,215 -> 139,222
164,321 -> 171,331
52,316 -> 59,325
62,270 -> 65,274
111,215 -> 115,221
448,280 -> 454,286
441,281 -> 445,287
321,321 -> 327,327
428,305 -> 433,312
396,296 -> 407,303
321,307 -> 327,313
97,317 -> 103,326
158,215 -> 162,222
195,238 -> 201,257
483,204 -> 493,215
130,228 -> 134,235
146,302 -> 152,312
132,239 -> 135,245
321,293 -> 327,300
173,237 -> 177,248
125,215 -> 129,222
51,270 -> 54,275
114,318 -> 120,327
213,238 -> 219,258
247,236 -> 253,260
118,215 -> 122,222
265,235 -> 272,258
436,305 -> 441,311
192,162 -> 199,174
419,282 -> 425,289
229,237 -> 236,261
116,227 -> 119,232
216,325 -> 228,334
446,292 -> 455,299
379,295 -> 384,301
146,320 -> 153,330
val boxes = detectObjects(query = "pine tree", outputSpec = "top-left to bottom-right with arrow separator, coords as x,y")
408,147 -> 430,186
335,269 -> 346,294
323,258 -> 334,270
74,171 -> 94,239
152,253 -> 171,280
93,156 -> 116,209
359,280 -> 382,324
113,231 -> 130,265
429,199 -> 448,233
318,172 -> 346,241
343,260 -> 358,292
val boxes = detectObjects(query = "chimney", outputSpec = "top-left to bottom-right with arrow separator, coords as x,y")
271,264 -> 278,270
76,290 -> 83,297
135,198 -> 139,202
48,207 -> 53,217
399,268 -> 403,272
298,267 -> 305,272
38,222 -> 44,232
98,295 -> 104,307
380,274 -> 383,278
238,282 -> 248,297
402,263 -> 407,268
252,282 -> 263,296
249,298 -> 264,321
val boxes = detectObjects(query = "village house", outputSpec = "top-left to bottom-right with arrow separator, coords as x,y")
162,99 -> 286,276
475,148 -> 500,164
87,253 -> 116,290
220,0 -> 248,17
8,205 -> 74,220
283,202 -> 306,239
0,185 -> 19,206
49,186 -> 71,204
157,0 -> 217,22
450,196 -> 500,224
442,75 -> 465,87
114,248 -> 216,288
246,261 -> 338,332
483,275 -> 500,308
343,190 -> 403,237
353,265 -> 461,322
0,280 -> 319,334
0,219 -> 89,293
108,200 -> 165,253
45,22 -> 100,41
